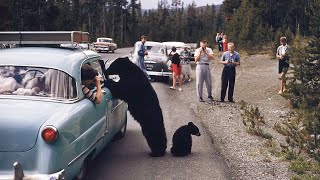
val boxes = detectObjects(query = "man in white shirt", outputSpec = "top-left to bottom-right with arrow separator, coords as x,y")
194,40 -> 214,102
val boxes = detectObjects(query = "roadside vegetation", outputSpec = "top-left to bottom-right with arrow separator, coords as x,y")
239,2 -> 320,176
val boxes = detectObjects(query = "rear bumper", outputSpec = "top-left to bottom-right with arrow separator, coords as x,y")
147,70 -> 172,76
0,162 -> 65,180
94,47 -> 109,51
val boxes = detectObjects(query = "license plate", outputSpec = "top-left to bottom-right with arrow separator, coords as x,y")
146,64 -> 153,69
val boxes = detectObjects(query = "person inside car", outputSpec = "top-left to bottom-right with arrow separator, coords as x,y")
81,64 -> 102,104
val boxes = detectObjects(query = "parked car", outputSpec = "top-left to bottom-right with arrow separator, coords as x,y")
129,41 -> 172,82
185,43 -> 198,61
0,32 -> 128,180
93,37 -> 117,53
60,43 -> 90,49
162,41 -> 187,55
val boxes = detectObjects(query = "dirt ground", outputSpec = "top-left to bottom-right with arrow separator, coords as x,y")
172,53 -> 294,179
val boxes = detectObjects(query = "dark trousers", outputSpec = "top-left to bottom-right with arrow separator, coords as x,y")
221,66 -> 236,101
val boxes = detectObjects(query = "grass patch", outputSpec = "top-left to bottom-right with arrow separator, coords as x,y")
240,100 -> 273,139
288,158 -> 320,179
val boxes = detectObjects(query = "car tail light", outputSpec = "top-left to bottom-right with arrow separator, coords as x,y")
41,126 -> 59,143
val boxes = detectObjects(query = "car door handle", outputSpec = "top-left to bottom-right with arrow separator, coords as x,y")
102,90 -> 106,95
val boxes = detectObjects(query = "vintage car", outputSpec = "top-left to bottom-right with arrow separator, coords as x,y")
185,43 -> 198,61
0,31 -> 128,180
129,41 -> 172,82
162,41 -> 187,55
93,37 -> 117,53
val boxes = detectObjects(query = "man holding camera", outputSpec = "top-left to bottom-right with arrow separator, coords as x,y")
81,64 -> 102,104
220,42 -> 240,102
194,39 -> 214,102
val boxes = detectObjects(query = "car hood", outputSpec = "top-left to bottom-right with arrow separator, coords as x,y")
0,99 -> 66,152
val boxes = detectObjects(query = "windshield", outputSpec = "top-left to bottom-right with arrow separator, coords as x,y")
98,39 -> 112,43
145,45 -> 165,54
0,66 -> 77,100
134,44 -> 165,55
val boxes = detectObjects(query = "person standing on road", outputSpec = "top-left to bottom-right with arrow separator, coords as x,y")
276,37 -> 290,94
222,35 -> 228,52
180,45 -> 192,82
170,47 -> 183,91
217,33 -> 223,55
220,42 -> 240,102
194,40 -> 214,102
136,35 -> 151,81
216,33 -> 222,53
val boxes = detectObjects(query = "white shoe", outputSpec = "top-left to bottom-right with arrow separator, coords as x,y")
178,88 -> 182,91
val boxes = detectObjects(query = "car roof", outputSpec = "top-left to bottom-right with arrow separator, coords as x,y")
162,41 -> 186,47
98,37 -> 113,40
135,41 -> 165,46
0,47 -> 100,78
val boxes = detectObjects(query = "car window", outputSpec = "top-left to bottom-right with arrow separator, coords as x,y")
145,45 -> 163,54
0,66 -> 77,99
91,60 -> 106,81
98,39 -> 112,43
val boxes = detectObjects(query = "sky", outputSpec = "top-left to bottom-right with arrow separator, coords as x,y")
140,0 -> 224,9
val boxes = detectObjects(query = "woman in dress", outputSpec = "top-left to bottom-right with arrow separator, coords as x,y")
169,47 -> 183,91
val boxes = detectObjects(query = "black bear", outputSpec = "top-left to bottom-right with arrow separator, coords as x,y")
170,122 -> 201,157
103,57 -> 167,157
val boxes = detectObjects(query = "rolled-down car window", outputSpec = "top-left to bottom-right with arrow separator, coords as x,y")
0,66 -> 77,99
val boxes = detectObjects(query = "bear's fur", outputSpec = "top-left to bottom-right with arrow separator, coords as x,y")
171,122 -> 201,157
103,57 -> 167,157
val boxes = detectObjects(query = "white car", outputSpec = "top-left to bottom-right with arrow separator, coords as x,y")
162,41 -> 187,55
93,38 -> 117,53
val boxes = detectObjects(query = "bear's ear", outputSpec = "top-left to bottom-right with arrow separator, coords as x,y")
188,122 -> 194,126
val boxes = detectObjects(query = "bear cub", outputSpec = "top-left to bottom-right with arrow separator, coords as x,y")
170,122 -> 201,157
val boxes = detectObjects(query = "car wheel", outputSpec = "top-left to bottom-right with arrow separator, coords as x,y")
162,76 -> 169,83
75,158 -> 89,180
113,116 -> 127,141
112,50 -> 115,53
149,75 -> 156,81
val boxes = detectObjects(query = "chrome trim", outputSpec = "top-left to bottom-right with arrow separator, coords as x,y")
144,61 -> 157,64
147,71 -> 172,76
68,135 -> 104,166
0,95 -> 80,104
14,162 -> 24,179
111,100 -> 125,113
0,162 -> 65,180
41,125 -> 59,143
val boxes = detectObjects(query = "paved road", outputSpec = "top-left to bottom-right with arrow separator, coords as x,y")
86,48 -> 232,180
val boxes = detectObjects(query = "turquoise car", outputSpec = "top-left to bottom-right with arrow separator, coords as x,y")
0,47 -> 128,179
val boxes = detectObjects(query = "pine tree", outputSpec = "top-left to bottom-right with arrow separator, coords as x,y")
0,0 -> 12,30
287,0 -> 320,160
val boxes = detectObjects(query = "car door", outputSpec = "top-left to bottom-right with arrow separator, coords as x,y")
85,59 -> 111,136
98,59 -> 126,137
